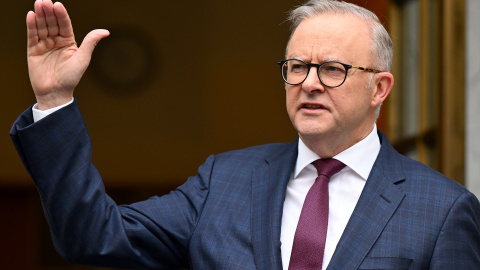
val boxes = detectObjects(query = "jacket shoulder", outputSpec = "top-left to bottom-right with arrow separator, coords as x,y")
214,141 -> 297,164
378,131 -> 471,199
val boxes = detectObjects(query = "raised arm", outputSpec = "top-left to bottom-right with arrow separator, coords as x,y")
27,0 -> 109,110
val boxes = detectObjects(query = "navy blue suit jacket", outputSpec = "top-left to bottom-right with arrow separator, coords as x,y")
10,101 -> 480,269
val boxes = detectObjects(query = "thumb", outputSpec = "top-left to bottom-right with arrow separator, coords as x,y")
76,29 -> 110,65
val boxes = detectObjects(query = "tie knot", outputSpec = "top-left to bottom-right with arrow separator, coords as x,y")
312,158 -> 346,179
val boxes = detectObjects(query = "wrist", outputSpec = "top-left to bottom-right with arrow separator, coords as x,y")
35,92 -> 74,110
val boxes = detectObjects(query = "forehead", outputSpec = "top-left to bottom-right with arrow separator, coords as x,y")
287,13 -> 372,63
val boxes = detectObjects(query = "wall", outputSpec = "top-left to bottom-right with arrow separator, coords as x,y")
466,0 -> 480,198
1,0 -> 297,188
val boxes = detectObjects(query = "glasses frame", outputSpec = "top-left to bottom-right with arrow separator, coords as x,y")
277,59 -> 382,88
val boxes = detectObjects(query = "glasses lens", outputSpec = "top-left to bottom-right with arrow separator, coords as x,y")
282,59 -> 308,85
319,62 -> 347,87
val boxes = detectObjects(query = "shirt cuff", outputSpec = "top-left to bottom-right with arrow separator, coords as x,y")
32,98 -> 75,122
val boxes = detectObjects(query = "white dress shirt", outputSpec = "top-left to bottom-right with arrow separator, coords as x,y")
32,98 -> 74,122
281,125 -> 381,270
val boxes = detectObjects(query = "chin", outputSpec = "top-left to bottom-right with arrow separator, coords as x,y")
293,118 -> 331,136
296,126 -> 330,139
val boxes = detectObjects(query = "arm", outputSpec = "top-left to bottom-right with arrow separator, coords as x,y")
11,101 -> 212,269
27,0 -> 108,110
15,1 -> 206,268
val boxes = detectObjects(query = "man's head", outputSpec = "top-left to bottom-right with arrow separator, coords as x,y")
286,0 -> 393,72
283,0 -> 394,157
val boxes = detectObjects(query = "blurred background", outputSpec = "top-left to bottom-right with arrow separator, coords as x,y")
1,0 -> 478,269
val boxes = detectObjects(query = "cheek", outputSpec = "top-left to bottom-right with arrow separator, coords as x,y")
285,86 -> 298,110
329,91 -> 347,111
330,88 -> 368,115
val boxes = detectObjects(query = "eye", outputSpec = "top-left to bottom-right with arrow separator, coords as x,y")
289,62 -> 308,73
321,62 -> 346,77
324,66 -> 342,72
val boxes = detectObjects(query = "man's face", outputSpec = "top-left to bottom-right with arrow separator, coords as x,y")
285,14 -> 379,156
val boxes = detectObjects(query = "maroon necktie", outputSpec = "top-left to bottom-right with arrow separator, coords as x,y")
289,158 -> 346,270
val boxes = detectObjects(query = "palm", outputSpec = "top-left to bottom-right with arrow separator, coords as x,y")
28,33 -> 80,95
27,1 -> 109,109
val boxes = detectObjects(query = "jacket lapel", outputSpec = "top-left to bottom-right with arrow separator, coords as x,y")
251,140 -> 298,270
327,131 -> 406,270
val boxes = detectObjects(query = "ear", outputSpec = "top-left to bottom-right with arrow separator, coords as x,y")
371,72 -> 394,107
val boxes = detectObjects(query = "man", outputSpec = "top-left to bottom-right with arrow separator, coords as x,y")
11,0 -> 480,269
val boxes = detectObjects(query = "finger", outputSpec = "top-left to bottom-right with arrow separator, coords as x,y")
42,0 -> 59,37
53,2 -> 74,38
34,0 -> 48,40
76,29 -> 110,65
26,11 -> 39,48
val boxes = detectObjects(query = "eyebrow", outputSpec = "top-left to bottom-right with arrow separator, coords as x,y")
289,56 -> 342,63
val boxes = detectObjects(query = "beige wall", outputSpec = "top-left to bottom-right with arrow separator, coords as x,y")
466,0 -> 480,198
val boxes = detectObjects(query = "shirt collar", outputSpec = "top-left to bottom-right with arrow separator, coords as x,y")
294,125 -> 381,180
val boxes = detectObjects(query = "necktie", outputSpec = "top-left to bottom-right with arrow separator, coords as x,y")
289,158 -> 346,270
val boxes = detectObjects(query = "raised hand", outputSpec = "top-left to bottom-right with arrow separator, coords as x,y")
27,0 -> 110,110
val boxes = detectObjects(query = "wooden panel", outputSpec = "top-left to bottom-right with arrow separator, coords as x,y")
387,0 -> 465,184
440,0 -> 465,184
387,2 -> 402,143
1,0 -> 296,187
0,188 -> 39,269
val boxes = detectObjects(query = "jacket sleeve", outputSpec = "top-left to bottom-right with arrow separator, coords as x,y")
10,100 -> 213,269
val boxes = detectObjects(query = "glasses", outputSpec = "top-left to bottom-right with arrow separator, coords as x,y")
277,59 -> 381,88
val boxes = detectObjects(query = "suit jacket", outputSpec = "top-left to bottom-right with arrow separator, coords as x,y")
10,101 -> 480,269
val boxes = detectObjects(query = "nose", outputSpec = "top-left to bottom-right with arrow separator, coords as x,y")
301,66 -> 325,94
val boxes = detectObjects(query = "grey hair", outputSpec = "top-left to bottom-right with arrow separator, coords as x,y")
286,0 -> 393,72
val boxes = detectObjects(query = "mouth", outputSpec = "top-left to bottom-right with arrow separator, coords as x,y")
302,104 -> 325,109
301,103 -> 327,110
